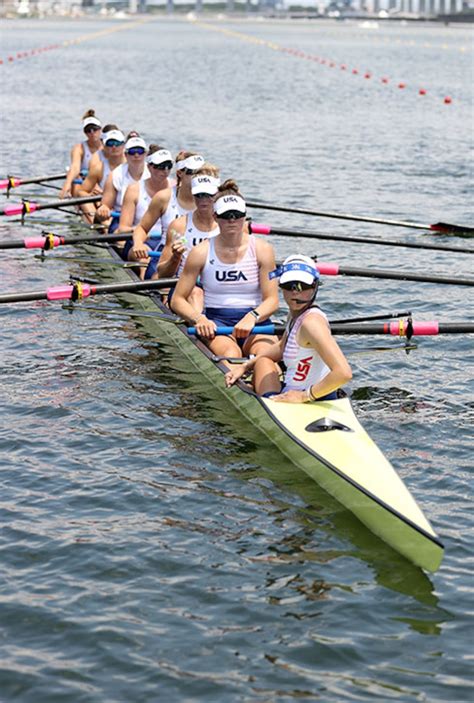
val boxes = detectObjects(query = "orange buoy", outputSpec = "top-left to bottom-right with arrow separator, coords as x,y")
444,96 -> 452,104
419,88 -> 426,95
398,82 -> 406,89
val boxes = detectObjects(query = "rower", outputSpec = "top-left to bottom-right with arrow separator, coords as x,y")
156,164 -> 221,306
225,255 -> 352,401
170,179 -> 279,362
170,151 -> 206,218
120,145 -> 174,278
95,132 -> 149,233
77,125 -> 126,225
60,108 -> 103,199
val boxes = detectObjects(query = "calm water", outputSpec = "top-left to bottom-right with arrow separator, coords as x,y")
0,15 -> 473,702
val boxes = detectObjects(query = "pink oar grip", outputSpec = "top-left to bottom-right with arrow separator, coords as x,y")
389,321 -> 439,336
24,236 -> 61,249
0,178 -> 20,190
250,223 -> 271,235
2,202 -> 37,216
316,262 -> 340,276
47,284 -> 92,301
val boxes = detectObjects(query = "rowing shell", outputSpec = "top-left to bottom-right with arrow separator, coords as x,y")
83,243 -> 444,572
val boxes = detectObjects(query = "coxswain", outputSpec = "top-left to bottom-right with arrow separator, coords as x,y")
77,126 -> 126,225
170,179 -> 279,362
60,109 -> 103,199
225,255 -> 352,400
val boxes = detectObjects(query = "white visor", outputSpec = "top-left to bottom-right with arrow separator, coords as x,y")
214,195 -> 246,216
125,136 -> 147,151
191,175 -> 220,196
83,116 -> 101,129
147,149 -> 173,166
175,154 -> 205,172
279,261 -> 319,286
103,129 -> 125,144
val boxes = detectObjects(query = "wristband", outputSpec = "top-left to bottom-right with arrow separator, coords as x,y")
249,309 -> 259,320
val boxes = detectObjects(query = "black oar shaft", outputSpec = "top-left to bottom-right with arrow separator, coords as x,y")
330,322 -> 474,335
0,277 -> 178,305
35,195 -> 101,212
248,201 -> 428,230
248,201 -> 474,235
322,263 -> 474,286
257,224 -> 474,255
16,173 -> 67,187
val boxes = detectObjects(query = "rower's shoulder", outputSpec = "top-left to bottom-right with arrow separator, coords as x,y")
254,235 -> 276,263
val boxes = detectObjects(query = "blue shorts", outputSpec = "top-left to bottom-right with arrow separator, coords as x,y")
108,215 -> 120,234
121,237 -> 163,279
205,307 -> 269,349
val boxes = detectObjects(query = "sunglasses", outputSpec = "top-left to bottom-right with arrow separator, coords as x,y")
217,210 -> 246,221
194,192 -> 212,199
150,161 -> 173,170
182,168 -> 197,175
279,281 -> 315,292
105,139 -> 124,148
84,125 -> 100,134
127,147 -> 145,156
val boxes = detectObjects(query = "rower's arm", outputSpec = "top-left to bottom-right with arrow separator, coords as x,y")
100,171 -> 117,212
156,217 -> 186,278
77,160 -> 100,198
300,316 -> 352,399
61,143 -> 83,196
253,238 -> 279,321
118,183 -> 138,232
135,191 -> 164,240
170,244 -> 207,323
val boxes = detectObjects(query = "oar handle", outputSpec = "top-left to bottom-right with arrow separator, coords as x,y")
187,324 -> 277,336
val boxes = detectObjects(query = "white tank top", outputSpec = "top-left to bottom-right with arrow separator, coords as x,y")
81,141 -> 93,172
98,151 -> 110,190
201,236 -> 261,309
177,213 -> 219,276
112,163 -> 149,212
283,308 -> 330,391
161,186 -> 181,234
134,179 -> 163,241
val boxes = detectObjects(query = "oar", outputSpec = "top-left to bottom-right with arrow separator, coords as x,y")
314,261 -> 474,286
247,201 -> 474,235
0,277 -> 179,305
0,231 -> 133,251
0,172 -> 68,193
0,195 -> 101,218
250,223 -> 474,255
188,321 -> 474,336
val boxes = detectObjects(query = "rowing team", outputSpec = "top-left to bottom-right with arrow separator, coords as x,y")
61,109 -> 352,404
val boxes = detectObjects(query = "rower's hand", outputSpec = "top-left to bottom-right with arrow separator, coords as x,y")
233,312 -> 256,339
272,389 -> 307,404
171,240 -> 186,258
96,203 -> 111,221
225,364 -> 248,387
59,185 -> 71,199
194,315 -> 217,339
131,243 -> 150,260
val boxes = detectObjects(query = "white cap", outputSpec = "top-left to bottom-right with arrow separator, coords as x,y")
147,149 -> 173,166
125,136 -> 147,151
83,116 -> 101,129
102,129 -> 125,144
279,255 -> 319,286
191,175 -> 220,196
213,194 -> 246,216
175,154 -> 205,172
